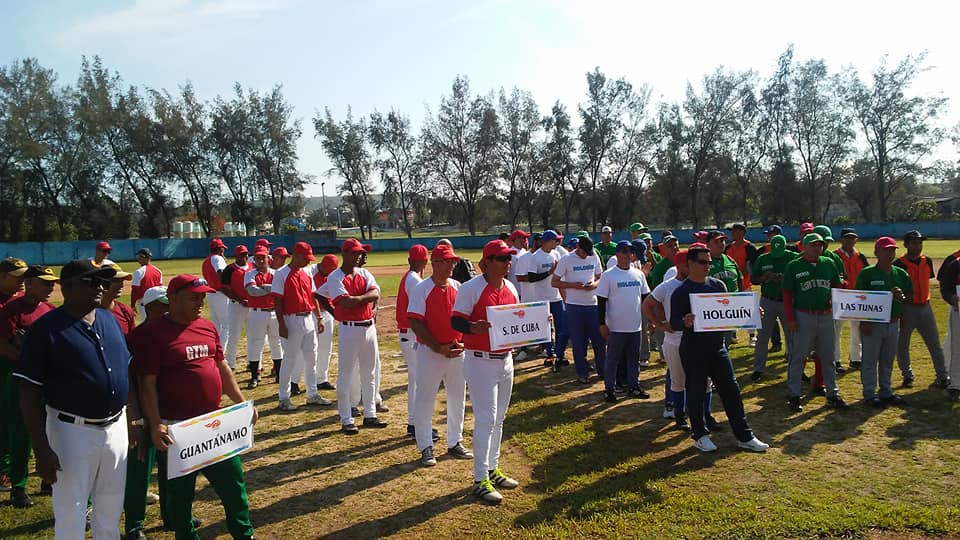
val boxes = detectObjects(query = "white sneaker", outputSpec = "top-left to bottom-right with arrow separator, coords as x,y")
749,335 -> 758,347
515,350 -> 529,361
145,491 -> 160,504
306,395 -> 333,406
737,437 -> 770,453
662,403 -> 676,419
693,435 -> 717,452
278,398 -> 297,411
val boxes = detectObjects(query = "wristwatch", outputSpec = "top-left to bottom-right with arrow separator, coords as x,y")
130,418 -> 145,427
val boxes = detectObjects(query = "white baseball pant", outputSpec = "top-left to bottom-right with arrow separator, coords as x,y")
350,340 -> 382,407
206,291 -> 230,347
278,313 -> 320,401
224,301 -> 249,369
661,340 -> 685,393
337,323 -> 378,424
247,308 -> 282,370
47,406 -> 128,540
400,329 -> 417,425
414,345 -> 466,451
834,319 -> 862,366
293,310 -> 332,385
463,350 -> 513,482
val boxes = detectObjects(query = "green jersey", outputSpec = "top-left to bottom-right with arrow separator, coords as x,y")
823,249 -> 846,281
649,250 -> 662,264
855,264 -> 913,319
751,251 -> 798,300
648,257 -> 675,289
596,241 -> 618,262
709,253 -> 742,294
782,256 -> 842,310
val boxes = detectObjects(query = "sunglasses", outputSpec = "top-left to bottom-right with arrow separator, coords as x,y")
171,278 -> 208,294
78,276 -> 110,288
488,255 -> 512,262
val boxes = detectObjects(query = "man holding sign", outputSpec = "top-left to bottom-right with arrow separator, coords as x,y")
855,237 -> 911,407
137,274 -> 257,540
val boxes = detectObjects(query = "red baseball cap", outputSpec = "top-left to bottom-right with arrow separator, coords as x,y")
96,241 -> 112,251
168,274 -> 217,295
482,240 -> 517,259
234,245 -> 249,256
431,244 -> 459,261
689,242 -> 708,250
252,246 -> 269,257
675,249 -> 689,267
294,242 -> 316,261
271,246 -> 289,257
210,238 -> 226,249
255,238 -> 272,247
799,222 -> 814,235
320,254 -> 339,273
341,238 -> 373,254
509,229 -> 531,240
408,244 -> 428,262
875,236 -> 898,250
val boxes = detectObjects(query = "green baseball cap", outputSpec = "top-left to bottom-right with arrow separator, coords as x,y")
813,225 -> 834,242
576,231 -> 590,238
629,222 -> 648,232
639,233 -> 653,241
802,233 -> 825,245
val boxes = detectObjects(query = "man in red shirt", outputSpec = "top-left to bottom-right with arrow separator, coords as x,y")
324,238 -> 385,433
137,275 -> 257,540
91,241 -> 115,268
409,243 -> 472,466
0,265 -> 57,508
101,264 -> 136,336
397,245 -> 428,437
244,246 -> 281,390
220,245 -> 252,371
131,248 -> 162,321
201,239 -> 230,346
272,242 -> 332,411
270,246 -> 289,270
310,254 -> 339,392
451,240 -> 521,504
0,257 -> 26,492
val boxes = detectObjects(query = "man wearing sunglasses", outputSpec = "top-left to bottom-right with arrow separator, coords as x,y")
452,239 -> 521,504
670,247 -> 769,454
16,260 -> 132,538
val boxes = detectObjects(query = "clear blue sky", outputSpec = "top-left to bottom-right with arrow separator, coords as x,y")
3,0 -> 957,197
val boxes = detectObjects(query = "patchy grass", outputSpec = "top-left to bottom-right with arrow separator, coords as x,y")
4,245 -> 960,538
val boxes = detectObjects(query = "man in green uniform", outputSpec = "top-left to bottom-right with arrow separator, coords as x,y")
782,233 -> 849,412
640,233 -> 662,264
706,230 -> 743,346
856,237 -> 911,407
750,235 -> 798,381
595,226 -> 618,262
629,222 -> 648,241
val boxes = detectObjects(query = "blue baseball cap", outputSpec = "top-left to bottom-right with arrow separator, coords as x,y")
541,230 -> 560,242
762,224 -> 782,235
631,240 -> 648,263
566,237 -> 579,248
615,240 -> 632,252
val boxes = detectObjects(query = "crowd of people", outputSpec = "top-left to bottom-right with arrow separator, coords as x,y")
2,221 -> 960,538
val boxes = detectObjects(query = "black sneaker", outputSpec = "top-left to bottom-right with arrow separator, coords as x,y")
809,386 -> 826,397
363,417 -> 388,428
826,395 -> 850,409
627,387 -> 650,399
290,382 -> 302,395
124,528 -> 147,540
11,487 -> 33,508
341,423 -> 359,435
902,376 -> 914,388
864,397 -> 885,408
801,373 -> 811,383
39,482 -> 52,496
376,402 -> 391,413
447,442 -> 474,459
835,362 -> 846,373
674,414 -> 690,431
881,394 -> 907,406
432,428 -> 440,442
604,390 -> 617,403
247,378 -> 260,389
769,343 -> 782,353
351,406 -> 362,417
949,389 -> 960,402
705,415 -> 724,431
788,396 -> 802,412
318,381 -> 336,391
557,358 -> 570,367
614,385 -> 628,394
406,424 -> 416,438
750,371 -> 763,382
849,361 -> 861,371
933,377 -> 950,389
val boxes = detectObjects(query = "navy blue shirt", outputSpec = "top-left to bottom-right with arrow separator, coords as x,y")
14,307 -> 130,419
669,277 -> 729,350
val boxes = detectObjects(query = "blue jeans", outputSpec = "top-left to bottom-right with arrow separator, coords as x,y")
544,300 -> 569,361
566,303 -> 606,378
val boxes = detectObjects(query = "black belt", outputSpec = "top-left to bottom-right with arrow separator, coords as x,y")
761,296 -> 783,302
341,320 -> 373,327
292,311 -> 312,317
57,411 -> 123,427
473,351 -> 507,360
251,307 -> 273,312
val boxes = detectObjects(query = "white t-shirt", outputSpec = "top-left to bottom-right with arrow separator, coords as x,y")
556,245 -> 569,257
595,265 -> 650,333
663,266 -> 678,283
514,251 -> 532,301
526,248 -> 562,303
554,251 -> 603,306
507,247 -> 528,291
651,277 -> 684,346
607,255 -> 644,272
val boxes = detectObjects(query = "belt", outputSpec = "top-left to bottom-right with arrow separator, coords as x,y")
251,307 -> 273,312
292,311 -> 312,317
341,320 -> 373,327
798,308 -> 831,315
57,410 -> 123,427
471,351 -> 508,360
761,296 -> 783,302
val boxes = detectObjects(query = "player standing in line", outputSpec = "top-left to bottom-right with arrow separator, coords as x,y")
244,246 -> 282,390
553,236 -> 605,384
724,224 -> 759,347
397,245 -> 428,439
201,238 -> 230,346
526,230 -> 568,371
130,248 -> 162,321
219,245 -> 252,371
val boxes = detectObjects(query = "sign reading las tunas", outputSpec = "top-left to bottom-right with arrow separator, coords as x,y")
486,301 -> 551,350
690,292 -> 761,332
167,401 -> 255,479
831,289 -> 892,323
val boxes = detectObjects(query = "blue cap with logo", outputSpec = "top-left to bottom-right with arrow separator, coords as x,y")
541,230 -> 560,242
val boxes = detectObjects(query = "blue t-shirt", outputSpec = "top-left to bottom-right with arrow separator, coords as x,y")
15,307 -> 130,419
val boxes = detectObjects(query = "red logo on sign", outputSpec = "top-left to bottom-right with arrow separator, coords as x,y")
856,295 -> 867,301
204,419 -> 221,430
513,310 -> 526,318
716,298 -> 730,305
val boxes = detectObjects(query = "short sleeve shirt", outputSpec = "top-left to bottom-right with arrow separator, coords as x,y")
554,251 -> 603,306
134,316 -> 224,420
595,266 -> 649,332
855,265 -> 913,319
396,270 -> 423,330
407,278 -> 462,345
751,251 -> 798,300
109,302 -> 137,336
131,264 -> 163,305
514,252 -> 532,301
0,298 -> 56,357
326,267 -> 380,321
651,277 -> 684,346
709,254 -> 742,293
452,276 -> 518,353
507,247 -> 528,290
244,268 -> 275,309
272,265 -> 317,314
783,256 -> 842,310
526,249 -> 562,303
202,254 -> 227,290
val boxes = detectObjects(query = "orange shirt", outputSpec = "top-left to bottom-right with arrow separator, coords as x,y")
893,255 -> 935,304
834,248 -> 868,290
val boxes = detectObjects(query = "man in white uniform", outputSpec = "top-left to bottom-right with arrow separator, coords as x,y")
396,245 -> 428,438
244,245 -> 281,389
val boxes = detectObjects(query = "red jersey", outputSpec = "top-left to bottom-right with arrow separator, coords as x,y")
131,263 -> 163,307
324,268 -> 380,322
0,298 -> 55,357
109,302 -> 137,336
0,291 -> 23,310
133,316 -> 224,421
452,275 -> 519,353
223,262 -> 252,300
272,265 -> 316,314
396,270 -> 423,331
243,268 -> 275,309
201,254 -> 227,290
407,278 -> 462,345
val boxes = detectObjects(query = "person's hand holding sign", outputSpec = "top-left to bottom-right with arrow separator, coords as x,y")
683,313 -> 695,328
152,423 -> 174,451
891,287 -> 907,304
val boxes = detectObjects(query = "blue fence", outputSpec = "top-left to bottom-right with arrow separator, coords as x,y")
3,221 -> 958,265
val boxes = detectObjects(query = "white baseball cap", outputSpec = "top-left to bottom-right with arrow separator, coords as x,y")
142,286 -> 169,306
601,226 -> 612,233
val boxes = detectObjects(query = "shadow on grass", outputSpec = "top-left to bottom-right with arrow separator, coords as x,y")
0,517 -> 55,537
318,489 -> 470,539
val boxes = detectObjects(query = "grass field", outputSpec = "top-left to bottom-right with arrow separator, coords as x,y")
4,240 -> 960,538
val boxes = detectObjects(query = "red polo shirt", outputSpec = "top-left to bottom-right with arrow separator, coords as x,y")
0,291 -> 22,310
0,298 -> 55,358
452,276 -> 518,353
131,263 -> 162,307
133,316 -> 224,421
396,270 -> 423,331
326,268 -> 380,322
407,277 -> 462,345
109,302 -> 137,336
272,265 -> 316,314
201,254 -> 227,290
243,268 -> 275,309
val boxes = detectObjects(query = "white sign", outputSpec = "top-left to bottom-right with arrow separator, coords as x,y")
690,292 -> 761,332
486,301 -> 551,350
832,289 -> 892,323
167,401 -> 255,479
